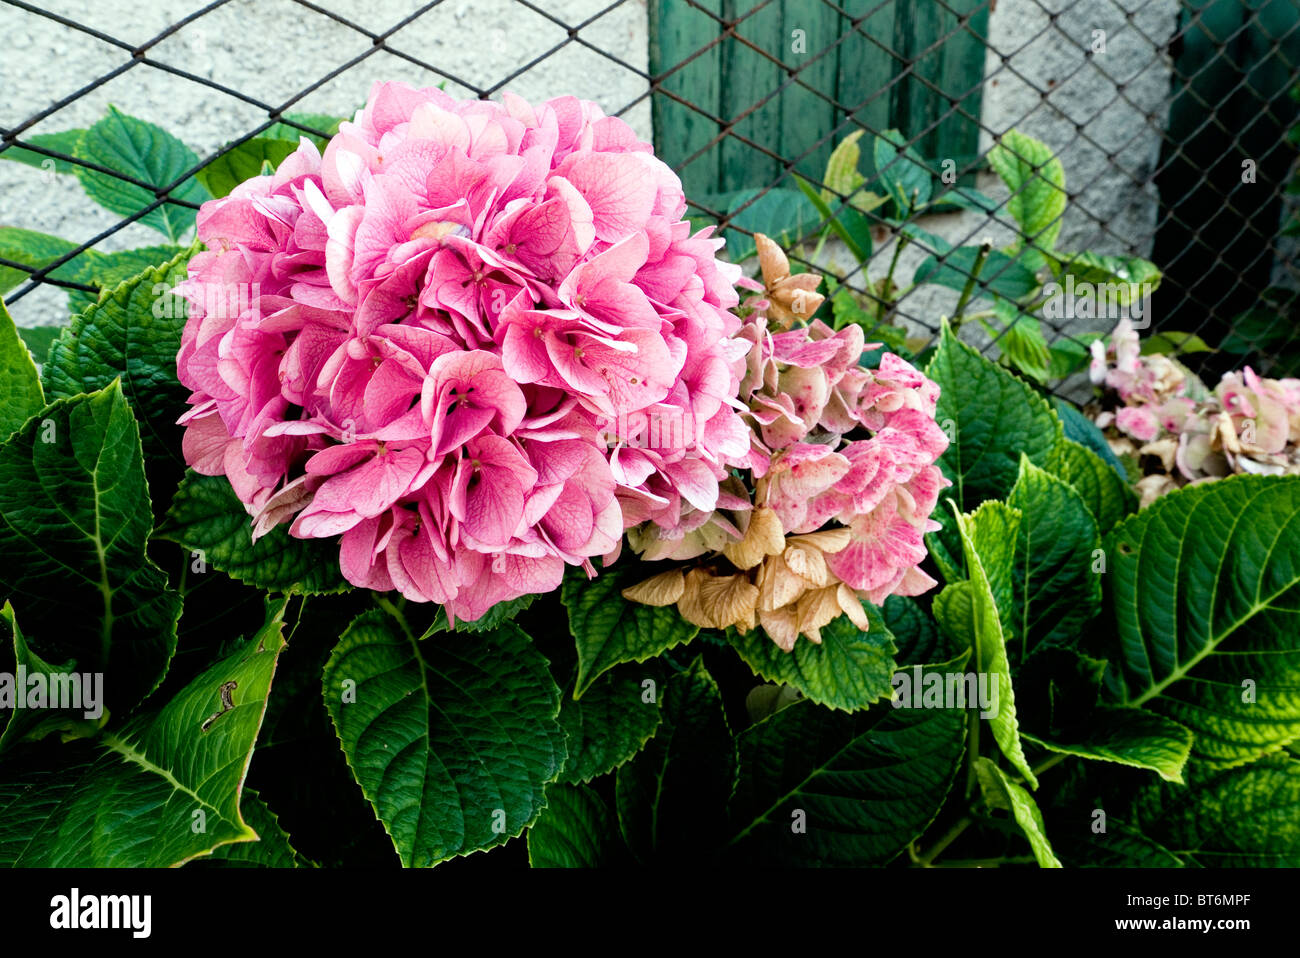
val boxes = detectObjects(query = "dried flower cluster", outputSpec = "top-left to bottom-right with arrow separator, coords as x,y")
622,236 -> 949,651
1090,318 -> 1300,505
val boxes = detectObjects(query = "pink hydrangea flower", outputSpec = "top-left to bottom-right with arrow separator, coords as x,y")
176,82 -> 749,622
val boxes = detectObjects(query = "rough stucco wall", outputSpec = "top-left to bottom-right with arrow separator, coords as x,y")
0,0 -> 650,328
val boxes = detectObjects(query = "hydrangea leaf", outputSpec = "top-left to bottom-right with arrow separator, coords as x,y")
0,598 -> 287,866
1052,755 -> 1300,867
1023,706 -> 1193,783
198,789 -> 307,868
1046,436 -> 1136,534
1101,474 -> 1300,766
615,659 -> 735,863
562,565 -> 698,697
1006,456 -> 1103,659
925,319 -> 1063,515
72,107 -> 210,241
527,783 -> 616,868
196,137 -> 299,199
556,662 -> 662,785
0,382 -> 179,713
0,601 -> 100,749
974,757 -> 1062,867
157,471 -> 348,596
43,247 -> 194,466
987,129 -> 1067,252
729,601 -> 897,711
0,296 -> 42,437
323,610 -> 565,867
933,502 -> 1037,787
726,655 -> 968,865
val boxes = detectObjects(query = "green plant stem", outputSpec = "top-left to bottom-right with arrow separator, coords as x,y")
951,239 -> 993,327
914,814 -> 974,866
878,230 -> 911,321
375,594 -> 415,642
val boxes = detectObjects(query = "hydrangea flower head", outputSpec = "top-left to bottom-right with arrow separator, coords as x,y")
176,82 -> 748,622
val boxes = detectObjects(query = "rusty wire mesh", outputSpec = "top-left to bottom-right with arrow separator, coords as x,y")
0,0 -> 1297,392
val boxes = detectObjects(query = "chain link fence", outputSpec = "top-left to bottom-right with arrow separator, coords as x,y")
1,0 -> 1297,392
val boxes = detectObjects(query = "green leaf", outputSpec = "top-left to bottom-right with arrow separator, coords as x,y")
873,129 -> 932,213
198,789 -> 307,867
926,319 -> 1063,513
793,174 -> 869,263
561,565 -> 698,698
1051,396 -> 1128,475
1006,457 -> 1102,658
43,246 -> 194,465
729,600 -> 896,711
974,757 -> 1062,867
527,783 -> 615,868
1140,330 -> 1211,356
913,245 -> 1040,302
263,112 -> 345,149
1024,706 -> 1193,783
883,595 -> 950,666
987,129 -> 1066,251
933,503 -> 1037,786
615,659 -> 735,863
0,227 -> 82,296
197,137 -> 298,198
714,187 -> 819,262
1046,436 -> 1136,533
0,601 -> 99,749
72,107 -> 211,241
994,307 -> 1052,382
1056,251 -> 1161,296
1102,475 -> 1300,766
726,655 -> 968,865
0,382 -> 180,713
323,610 -> 565,867
157,472 -> 348,595
1125,756 -> 1300,866
65,245 -> 187,312
0,297 -> 43,437
822,130 -> 866,201
0,129 -> 86,174
16,326 -> 62,366
428,593 -> 537,633
557,662 -> 662,784
1058,754 -> 1300,867
0,599 -> 287,866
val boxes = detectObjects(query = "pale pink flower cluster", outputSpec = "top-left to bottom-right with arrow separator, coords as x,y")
625,239 -> 950,651
1090,318 -> 1300,504
175,82 -> 749,622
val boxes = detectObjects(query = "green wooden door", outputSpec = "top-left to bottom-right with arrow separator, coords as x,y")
648,0 -> 991,203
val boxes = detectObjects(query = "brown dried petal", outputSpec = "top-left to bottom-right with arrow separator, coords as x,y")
755,232 -> 791,288
723,506 -> 786,570
756,553 -> 808,612
783,541 -> 830,587
622,568 -> 686,607
787,528 -> 852,554
758,606 -> 800,652
677,568 -> 759,631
